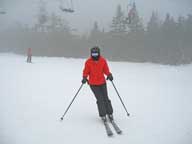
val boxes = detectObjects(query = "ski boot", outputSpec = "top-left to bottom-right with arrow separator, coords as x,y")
107,114 -> 114,122
101,116 -> 107,123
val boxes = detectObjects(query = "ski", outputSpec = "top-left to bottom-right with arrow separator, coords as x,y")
110,120 -> 122,134
103,121 -> 113,137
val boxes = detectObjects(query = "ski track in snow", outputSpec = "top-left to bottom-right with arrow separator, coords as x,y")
0,53 -> 192,144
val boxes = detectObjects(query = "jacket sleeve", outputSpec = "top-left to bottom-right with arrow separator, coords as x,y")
103,59 -> 111,76
83,60 -> 90,78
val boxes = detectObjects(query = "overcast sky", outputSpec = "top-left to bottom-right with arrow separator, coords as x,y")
1,0 -> 192,33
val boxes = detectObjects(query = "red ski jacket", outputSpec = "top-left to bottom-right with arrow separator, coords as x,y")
83,56 -> 111,85
27,48 -> 32,56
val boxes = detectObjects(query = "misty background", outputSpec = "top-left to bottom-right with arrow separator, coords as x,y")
0,0 -> 192,65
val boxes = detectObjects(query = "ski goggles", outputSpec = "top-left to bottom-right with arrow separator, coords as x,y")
91,52 -> 99,57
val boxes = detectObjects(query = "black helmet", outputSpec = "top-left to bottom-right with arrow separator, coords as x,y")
90,46 -> 100,61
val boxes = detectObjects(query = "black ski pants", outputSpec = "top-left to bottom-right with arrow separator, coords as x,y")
27,55 -> 32,63
90,83 -> 113,117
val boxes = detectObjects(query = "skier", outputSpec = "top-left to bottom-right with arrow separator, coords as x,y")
81,46 -> 114,122
27,48 -> 32,63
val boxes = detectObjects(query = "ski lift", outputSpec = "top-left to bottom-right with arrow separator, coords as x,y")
59,0 -> 74,13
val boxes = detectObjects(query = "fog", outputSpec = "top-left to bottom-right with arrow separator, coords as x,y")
1,0 -> 192,32
0,0 -> 192,65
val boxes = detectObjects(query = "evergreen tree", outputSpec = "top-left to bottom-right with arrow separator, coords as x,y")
126,2 -> 144,33
147,11 -> 161,33
185,14 -> 192,40
33,1 -> 71,34
34,0 -> 49,32
110,4 -> 126,33
47,13 -> 71,33
89,21 -> 105,47
160,13 -> 179,64
90,21 -> 100,36
162,13 -> 177,32
145,11 -> 162,62
183,14 -> 192,62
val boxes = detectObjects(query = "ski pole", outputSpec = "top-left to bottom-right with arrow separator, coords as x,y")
60,83 -> 84,121
111,81 -> 130,117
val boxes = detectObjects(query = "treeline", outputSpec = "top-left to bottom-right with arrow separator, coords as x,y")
0,2 -> 192,65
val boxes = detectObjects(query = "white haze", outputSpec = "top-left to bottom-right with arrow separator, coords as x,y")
1,0 -> 192,33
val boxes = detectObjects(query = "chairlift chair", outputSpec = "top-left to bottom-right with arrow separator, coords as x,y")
60,7 -> 74,13
59,0 -> 74,13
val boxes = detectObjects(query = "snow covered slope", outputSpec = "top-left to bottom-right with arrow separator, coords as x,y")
0,53 -> 192,144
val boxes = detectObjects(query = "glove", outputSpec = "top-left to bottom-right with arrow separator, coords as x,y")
81,77 -> 87,84
107,74 -> 113,81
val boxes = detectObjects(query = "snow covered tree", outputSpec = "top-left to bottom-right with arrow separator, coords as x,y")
34,0 -> 49,32
47,13 -> 71,33
110,4 -> 126,33
33,1 -> 71,33
126,2 -> 144,33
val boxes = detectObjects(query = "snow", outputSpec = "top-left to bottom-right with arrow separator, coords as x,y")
0,53 -> 192,144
